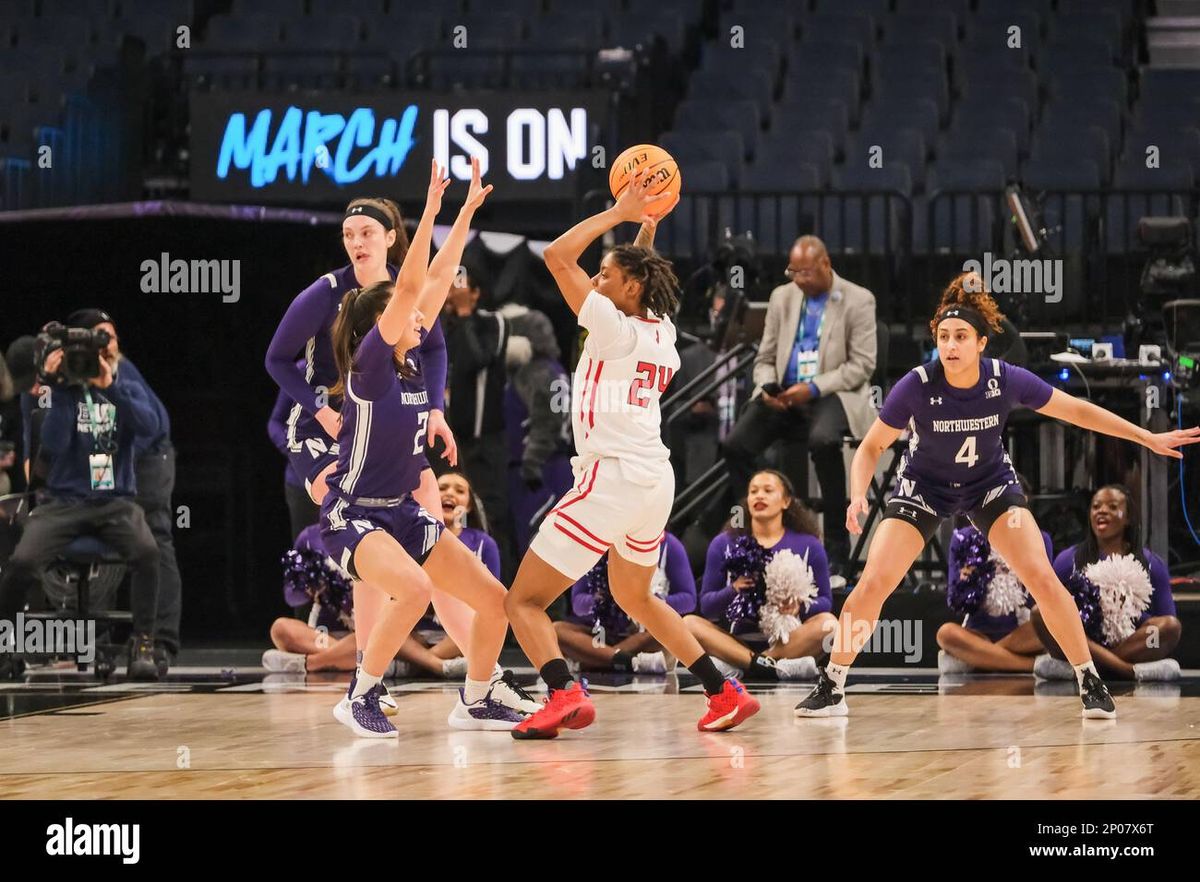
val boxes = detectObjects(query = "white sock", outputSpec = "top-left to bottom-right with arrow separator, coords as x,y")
353,670 -> 382,700
1073,660 -> 1099,689
463,677 -> 491,703
826,662 -> 849,692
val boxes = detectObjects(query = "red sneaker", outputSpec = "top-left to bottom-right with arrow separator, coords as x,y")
697,678 -> 760,732
511,681 -> 595,740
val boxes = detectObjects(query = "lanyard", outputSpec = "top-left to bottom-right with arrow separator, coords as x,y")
81,387 -> 118,454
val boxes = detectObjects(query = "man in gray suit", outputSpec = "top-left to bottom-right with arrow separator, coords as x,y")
719,235 -> 877,568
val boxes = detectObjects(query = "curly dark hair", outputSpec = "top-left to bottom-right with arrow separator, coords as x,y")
725,468 -> 822,539
929,270 -> 1007,339
607,244 -> 680,317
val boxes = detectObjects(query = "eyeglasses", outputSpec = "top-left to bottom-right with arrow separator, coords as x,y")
784,267 -> 818,280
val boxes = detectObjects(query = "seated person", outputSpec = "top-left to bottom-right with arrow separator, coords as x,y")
1032,484 -> 1182,682
263,471 -> 498,679
685,469 -> 836,681
553,530 -> 695,674
936,477 -> 1051,673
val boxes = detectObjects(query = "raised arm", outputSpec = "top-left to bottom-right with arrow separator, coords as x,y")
631,192 -> 679,251
378,160 -> 448,346
543,168 -> 675,315
415,156 -> 493,328
1036,389 -> 1200,459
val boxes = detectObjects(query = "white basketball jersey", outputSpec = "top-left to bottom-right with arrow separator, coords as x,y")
572,291 -> 680,486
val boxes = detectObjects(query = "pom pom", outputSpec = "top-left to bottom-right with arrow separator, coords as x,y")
758,548 -> 817,645
724,534 -> 773,632
946,527 -> 993,616
281,546 -> 353,616
586,556 -> 633,638
982,551 -> 1029,618
1084,554 -> 1154,646
1064,568 -> 1103,642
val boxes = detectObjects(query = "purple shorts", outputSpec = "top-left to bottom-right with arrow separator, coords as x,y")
286,430 -> 340,494
320,492 -> 444,580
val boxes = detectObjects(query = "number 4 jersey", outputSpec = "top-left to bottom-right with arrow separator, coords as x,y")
573,290 -> 681,486
878,358 -> 1054,514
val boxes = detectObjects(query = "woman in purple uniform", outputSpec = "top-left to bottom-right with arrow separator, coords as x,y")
797,271 -> 1200,720
265,193 -> 478,706
322,158 -> 537,737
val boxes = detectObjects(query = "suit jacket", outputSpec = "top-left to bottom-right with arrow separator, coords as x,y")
751,271 -> 878,439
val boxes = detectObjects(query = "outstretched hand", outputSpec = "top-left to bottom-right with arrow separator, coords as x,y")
614,168 -> 677,224
1144,425 -> 1200,459
425,159 -> 450,215
845,496 -> 869,536
463,156 -> 493,212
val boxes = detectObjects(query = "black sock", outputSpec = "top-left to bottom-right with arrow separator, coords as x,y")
744,653 -> 781,682
611,650 -> 635,671
688,654 -> 727,695
540,658 -> 574,692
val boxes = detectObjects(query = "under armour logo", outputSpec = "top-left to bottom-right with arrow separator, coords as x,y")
349,206 -> 364,214
898,507 -> 916,518
930,396 -> 943,405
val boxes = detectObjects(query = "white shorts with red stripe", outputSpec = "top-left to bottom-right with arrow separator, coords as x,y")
529,455 -> 674,580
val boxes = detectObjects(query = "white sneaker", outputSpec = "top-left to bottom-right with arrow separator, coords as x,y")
774,656 -> 818,680
261,649 -> 307,673
938,649 -> 975,675
333,696 -> 351,726
631,651 -> 667,674
1033,654 -> 1075,681
712,657 -> 743,679
1133,658 -> 1181,682
442,656 -> 469,679
380,685 -> 399,717
446,686 -> 526,731
487,669 -> 541,715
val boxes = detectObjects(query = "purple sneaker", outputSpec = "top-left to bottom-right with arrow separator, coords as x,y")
348,685 -> 398,738
447,687 -> 526,731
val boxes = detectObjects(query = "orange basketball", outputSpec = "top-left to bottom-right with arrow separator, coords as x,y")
608,144 -> 682,204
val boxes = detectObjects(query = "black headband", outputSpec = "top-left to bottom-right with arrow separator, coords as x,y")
344,203 -> 394,231
935,305 -> 990,338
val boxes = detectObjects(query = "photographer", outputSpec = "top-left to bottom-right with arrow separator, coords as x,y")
0,321 -> 162,680
68,309 -> 180,673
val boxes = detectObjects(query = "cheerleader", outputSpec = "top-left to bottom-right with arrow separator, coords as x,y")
686,469 -> 836,681
323,158 -> 536,737
934,475 -> 1049,673
504,169 -> 760,739
553,531 -> 696,674
796,271 -> 1200,720
1032,484 -> 1182,682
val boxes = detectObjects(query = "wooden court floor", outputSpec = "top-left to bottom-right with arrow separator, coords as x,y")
1,672 -> 1198,799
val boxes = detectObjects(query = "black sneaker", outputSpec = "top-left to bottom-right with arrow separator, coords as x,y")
794,668 -> 848,717
127,633 -> 159,681
153,644 -> 175,679
1080,670 -> 1116,719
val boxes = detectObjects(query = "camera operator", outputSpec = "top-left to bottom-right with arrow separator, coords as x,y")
67,309 -> 180,673
0,321 -> 162,680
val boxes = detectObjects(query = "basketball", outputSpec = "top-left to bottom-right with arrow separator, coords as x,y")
608,143 -> 682,203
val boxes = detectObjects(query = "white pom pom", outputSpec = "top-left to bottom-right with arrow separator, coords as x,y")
982,551 -> 1030,617
759,549 -> 818,645
1083,554 -> 1154,646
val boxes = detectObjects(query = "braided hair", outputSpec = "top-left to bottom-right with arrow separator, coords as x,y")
607,244 -> 681,318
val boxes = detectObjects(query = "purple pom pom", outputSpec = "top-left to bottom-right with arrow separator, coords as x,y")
947,527 -> 994,616
586,556 -> 632,637
280,546 -> 353,614
1064,568 -> 1103,642
724,534 -> 774,631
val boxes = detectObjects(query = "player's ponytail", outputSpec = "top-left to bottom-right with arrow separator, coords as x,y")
930,271 -> 1006,339
608,244 -> 680,318
330,282 -> 393,398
